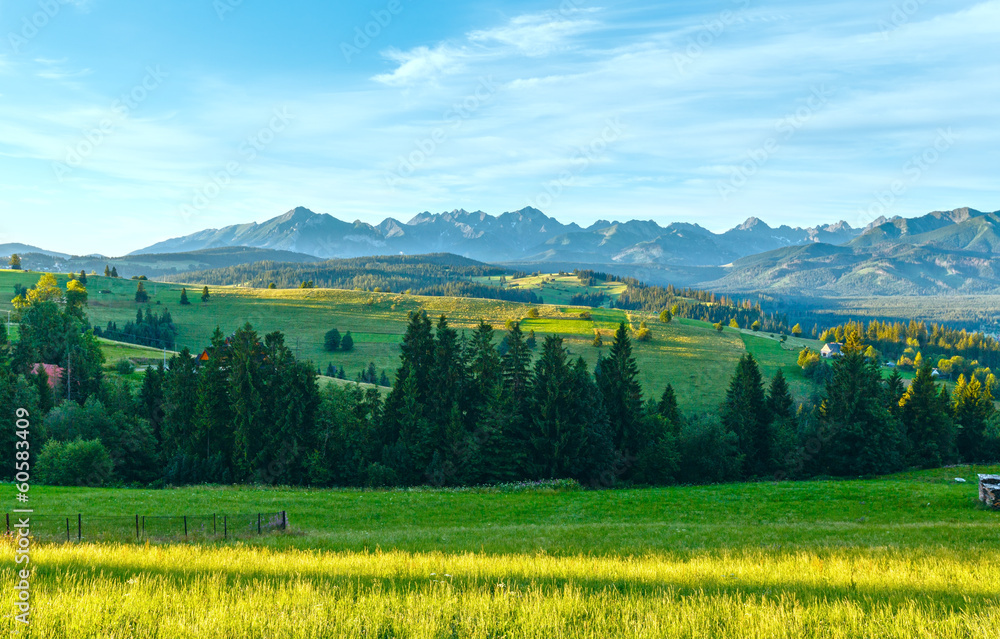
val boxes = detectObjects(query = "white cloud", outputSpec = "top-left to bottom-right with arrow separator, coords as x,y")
372,45 -> 465,86
468,13 -> 601,56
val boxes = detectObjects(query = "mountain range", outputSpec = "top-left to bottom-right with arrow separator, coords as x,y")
133,206 -> 868,267
6,205 -> 1000,296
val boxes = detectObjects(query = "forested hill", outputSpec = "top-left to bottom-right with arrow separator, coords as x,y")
164,253 -> 544,304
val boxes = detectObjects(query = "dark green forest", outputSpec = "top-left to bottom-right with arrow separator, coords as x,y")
3,273 -> 999,489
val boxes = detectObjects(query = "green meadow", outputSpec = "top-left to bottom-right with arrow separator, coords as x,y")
3,466 -> 999,638
0,270 -> 824,412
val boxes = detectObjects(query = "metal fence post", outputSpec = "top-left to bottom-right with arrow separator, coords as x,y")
213,513 -> 217,535
183,516 -> 188,540
257,513 -> 261,535
66,517 -> 70,542
282,511 -> 287,531
77,514 -> 81,541
224,515 -> 227,540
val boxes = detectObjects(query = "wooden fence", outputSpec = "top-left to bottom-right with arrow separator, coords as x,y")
4,511 -> 288,543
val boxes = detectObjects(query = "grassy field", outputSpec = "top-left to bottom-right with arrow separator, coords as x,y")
0,270 -> 825,412
475,273 -> 628,306
3,466 -> 999,637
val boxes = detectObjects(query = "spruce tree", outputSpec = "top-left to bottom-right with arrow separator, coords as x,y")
111,266 -> 119,278
953,374 -> 995,462
135,281 -> 149,303
899,363 -> 955,468
324,328 -> 341,351
719,354 -> 769,477
527,336 -> 587,479
179,288 -> 190,305
137,362 -> 166,445
200,286 -> 210,302
598,322 -> 643,454
104,265 -> 111,277
229,324 -> 266,481
817,351 -> 904,476
657,384 -> 682,433
193,328 -> 235,477
162,348 -> 199,458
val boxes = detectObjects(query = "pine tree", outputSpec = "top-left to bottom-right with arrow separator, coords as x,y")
193,328 -> 235,478
201,286 -> 210,303
324,328 -> 341,351
657,384 -> 682,433
134,281 -> 149,303
229,324 -> 266,481
79,270 -> 87,285
179,288 -> 191,305
466,321 -> 501,425
720,354 -> 770,477
884,369 -> 905,416
104,265 -> 111,277
816,351 -> 904,476
899,363 -> 955,468
110,266 -> 119,278
138,362 -> 166,445
953,374 -> 995,463
162,348 -> 199,458
325,363 -> 336,377
341,331 -> 354,351
527,335 -> 586,479
598,322 -> 643,454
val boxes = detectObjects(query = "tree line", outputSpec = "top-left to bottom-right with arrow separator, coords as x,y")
3,275 -> 998,488
161,255 -> 542,304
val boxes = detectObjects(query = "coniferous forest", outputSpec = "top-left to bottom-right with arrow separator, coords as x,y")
3,274 -> 999,488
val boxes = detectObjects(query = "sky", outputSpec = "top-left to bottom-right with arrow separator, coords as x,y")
0,0 -> 998,256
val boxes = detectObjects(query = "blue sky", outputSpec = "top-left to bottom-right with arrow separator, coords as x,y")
1,0 -> 998,255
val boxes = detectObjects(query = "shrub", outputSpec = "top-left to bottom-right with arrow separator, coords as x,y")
115,359 -> 136,375
36,439 -> 114,487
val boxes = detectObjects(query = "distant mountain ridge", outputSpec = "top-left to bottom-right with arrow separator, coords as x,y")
133,206 -> 867,267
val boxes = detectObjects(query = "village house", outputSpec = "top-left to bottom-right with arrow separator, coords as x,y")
820,343 -> 842,358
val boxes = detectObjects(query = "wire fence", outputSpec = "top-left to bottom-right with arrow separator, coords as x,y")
4,511 -> 287,543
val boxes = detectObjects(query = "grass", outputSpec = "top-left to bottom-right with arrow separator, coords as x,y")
4,466 -> 1000,637
0,270 -> 837,412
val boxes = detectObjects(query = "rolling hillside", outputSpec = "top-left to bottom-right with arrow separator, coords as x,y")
0,269 -> 822,413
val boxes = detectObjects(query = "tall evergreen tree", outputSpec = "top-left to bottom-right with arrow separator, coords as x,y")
179,288 -> 191,305
229,324 -> 266,481
899,363 -> 955,468
597,322 -> 643,454
527,336 -> 587,479
193,328 -> 234,476
138,362 -> 165,445
720,354 -> 770,477
953,374 -> 995,462
816,351 -> 904,476
162,348 -> 199,458
134,281 -> 149,303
